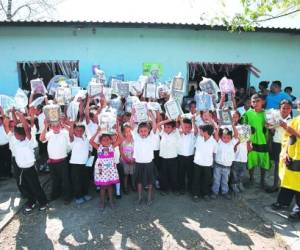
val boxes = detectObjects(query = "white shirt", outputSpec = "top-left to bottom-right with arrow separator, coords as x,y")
215,138 -> 238,167
234,142 -> 248,163
14,138 -> 35,168
70,136 -> 90,164
37,113 -> 45,134
194,136 -> 217,167
45,129 -> 70,160
178,132 -> 196,156
133,131 -> 155,163
273,116 -> 291,143
159,129 -> 180,159
0,125 -> 9,145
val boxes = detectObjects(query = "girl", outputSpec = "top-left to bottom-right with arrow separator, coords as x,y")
90,129 -> 119,210
211,125 -> 238,200
69,122 -> 92,204
266,99 -> 292,193
133,120 -> 157,205
242,93 -> 270,188
192,124 -> 217,201
120,123 -> 135,194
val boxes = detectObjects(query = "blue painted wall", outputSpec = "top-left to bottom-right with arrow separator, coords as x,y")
0,26 -> 299,96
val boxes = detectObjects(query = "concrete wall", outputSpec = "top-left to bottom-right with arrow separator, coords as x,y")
0,26 -> 299,96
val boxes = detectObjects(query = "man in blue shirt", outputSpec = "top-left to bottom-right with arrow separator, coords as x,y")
265,81 -> 292,109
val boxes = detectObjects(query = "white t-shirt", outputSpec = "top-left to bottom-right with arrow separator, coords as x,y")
215,138 -> 238,167
178,132 -> 196,156
194,136 -> 217,167
234,141 -> 248,163
0,125 -> 9,145
14,138 -> 35,168
45,129 -> 70,160
133,131 -> 155,163
159,129 -> 180,159
70,136 -> 90,164
273,116 -> 291,143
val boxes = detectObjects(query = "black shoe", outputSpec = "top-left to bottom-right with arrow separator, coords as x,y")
24,203 -> 36,214
39,204 -> 48,211
115,194 -> 122,199
271,202 -> 289,211
288,211 -> 300,222
265,186 -> 279,193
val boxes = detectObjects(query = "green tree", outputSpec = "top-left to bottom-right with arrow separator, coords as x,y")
226,0 -> 300,31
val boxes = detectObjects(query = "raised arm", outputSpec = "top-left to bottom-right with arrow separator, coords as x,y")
16,111 -> 31,140
69,121 -> 75,142
89,127 -> 100,150
85,95 -> 91,124
39,119 -> 49,142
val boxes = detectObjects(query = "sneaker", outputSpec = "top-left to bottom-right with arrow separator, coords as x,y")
210,194 -> 217,200
223,193 -> 232,200
83,195 -> 92,202
75,198 -> 85,205
288,211 -> 300,222
192,195 -> 200,202
24,203 -> 36,213
203,195 -> 210,201
115,194 -> 122,199
39,204 -> 48,211
271,202 -> 289,211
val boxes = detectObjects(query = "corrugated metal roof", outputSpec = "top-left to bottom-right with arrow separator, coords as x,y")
1,0 -> 300,32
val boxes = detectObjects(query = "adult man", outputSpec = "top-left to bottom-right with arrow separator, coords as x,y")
265,81 -> 292,109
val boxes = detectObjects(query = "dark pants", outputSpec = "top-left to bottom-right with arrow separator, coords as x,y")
0,143 -> 12,177
277,187 -> 300,207
160,157 -> 178,192
117,163 -> 125,192
71,164 -> 90,199
154,150 -> 161,171
12,157 -> 29,197
17,166 -> 47,206
49,159 -> 72,201
178,155 -> 194,192
192,165 -> 212,197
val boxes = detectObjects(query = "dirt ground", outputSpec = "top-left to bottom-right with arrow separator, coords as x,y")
0,186 -> 288,250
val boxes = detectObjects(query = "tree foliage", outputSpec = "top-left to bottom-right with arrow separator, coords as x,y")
225,0 -> 300,31
0,0 -> 63,21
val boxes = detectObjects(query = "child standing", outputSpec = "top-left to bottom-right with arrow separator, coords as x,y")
13,112 -> 47,213
90,130 -> 119,210
69,122 -> 92,204
40,120 -> 72,204
242,94 -> 271,187
159,120 -> 180,195
211,126 -> 238,199
177,117 -> 196,194
120,123 -> 135,194
192,124 -> 217,201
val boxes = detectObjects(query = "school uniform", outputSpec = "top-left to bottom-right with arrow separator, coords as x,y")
70,136 -> 90,199
133,131 -> 156,186
193,136 -> 217,197
212,139 -> 238,195
45,129 -> 72,201
159,130 -> 180,192
14,138 -> 47,207
177,132 -> 196,193
231,141 -> 247,187
0,125 -> 12,178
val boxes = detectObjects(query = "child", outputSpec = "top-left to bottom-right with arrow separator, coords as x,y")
69,122 -> 92,204
266,99 -> 292,193
90,130 -> 119,210
211,126 -> 238,200
111,132 -> 123,199
242,94 -> 270,187
120,123 -> 135,194
132,120 -> 157,205
13,111 -> 47,213
0,106 -> 11,178
40,120 -> 72,204
177,117 -> 196,194
159,119 -> 180,195
192,124 -> 217,201
231,111 -> 248,194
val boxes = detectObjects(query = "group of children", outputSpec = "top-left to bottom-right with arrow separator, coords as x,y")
0,84 -> 296,213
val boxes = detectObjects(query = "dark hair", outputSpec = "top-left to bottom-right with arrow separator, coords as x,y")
99,134 -> 111,142
165,121 -> 176,128
182,118 -> 192,125
74,123 -> 85,131
137,122 -> 150,133
251,93 -> 264,101
200,124 -> 214,136
189,101 -> 196,109
279,99 -> 293,108
259,81 -> 269,89
219,128 -> 233,138
284,86 -> 293,92
14,125 -> 26,136
121,123 -> 131,133
272,80 -> 282,88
